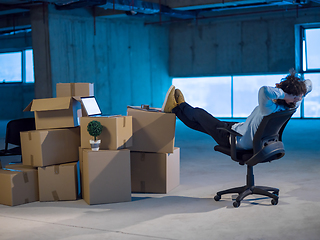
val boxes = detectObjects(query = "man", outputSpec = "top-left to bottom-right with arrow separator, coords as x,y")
162,70 -> 312,150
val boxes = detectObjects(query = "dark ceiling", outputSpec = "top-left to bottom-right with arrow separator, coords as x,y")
0,0 -> 319,20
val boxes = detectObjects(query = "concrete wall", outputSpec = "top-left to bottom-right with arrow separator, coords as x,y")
31,6 -> 171,116
0,7 -> 170,120
1,5 -> 320,120
0,83 -> 34,120
169,7 -> 320,77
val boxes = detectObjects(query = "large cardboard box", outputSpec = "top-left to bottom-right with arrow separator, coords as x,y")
127,107 -> 176,153
56,83 -> 94,98
80,116 -> 132,150
21,127 -> 80,167
82,149 -> 131,205
130,147 -> 180,193
0,168 -> 39,206
24,97 -> 81,130
78,147 -> 84,197
38,162 -> 78,201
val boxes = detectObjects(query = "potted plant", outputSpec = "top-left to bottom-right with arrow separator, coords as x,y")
87,120 -> 103,151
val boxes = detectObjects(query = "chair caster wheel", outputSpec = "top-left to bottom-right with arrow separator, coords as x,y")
233,201 -> 240,208
214,195 -> 221,201
271,198 -> 278,205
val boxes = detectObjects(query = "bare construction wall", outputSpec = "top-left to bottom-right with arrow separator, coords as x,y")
31,5 -> 171,117
169,7 -> 320,77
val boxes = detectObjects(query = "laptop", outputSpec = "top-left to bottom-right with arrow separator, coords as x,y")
80,96 -> 103,117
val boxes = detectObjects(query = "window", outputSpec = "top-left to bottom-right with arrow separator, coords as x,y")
0,49 -> 34,83
300,26 -> 320,118
173,74 -> 303,118
303,73 -> 320,117
173,76 -> 231,117
25,50 -> 35,83
233,75 -> 289,117
304,28 -> 320,71
0,52 -> 21,83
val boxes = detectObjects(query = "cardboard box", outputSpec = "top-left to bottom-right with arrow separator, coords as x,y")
130,147 -> 180,193
21,127 -> 80,167
0,168 -> 39,206
5,163 -> 37,170
78,147 -> 84,197
56,83 -> 94,98
38,162 -> 78,201
82,149 -> 131,205
24,97 -> 81,130
127,106 -> 176,153
80,116 -> 132,150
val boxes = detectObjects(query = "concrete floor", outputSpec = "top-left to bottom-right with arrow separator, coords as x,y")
0,118 -> 320,240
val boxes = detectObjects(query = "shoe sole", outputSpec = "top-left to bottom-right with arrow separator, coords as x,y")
175,89 -> 184,104
161,85 -> 175,112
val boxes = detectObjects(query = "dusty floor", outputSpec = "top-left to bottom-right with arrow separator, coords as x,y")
0,118 -> 320,240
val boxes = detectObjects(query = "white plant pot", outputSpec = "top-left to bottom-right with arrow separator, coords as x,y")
90,139 -> 101,151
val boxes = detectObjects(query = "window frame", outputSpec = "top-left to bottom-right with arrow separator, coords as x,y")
301,25 -> 320,73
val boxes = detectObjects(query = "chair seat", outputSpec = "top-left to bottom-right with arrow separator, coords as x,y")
214,145 -> 253,165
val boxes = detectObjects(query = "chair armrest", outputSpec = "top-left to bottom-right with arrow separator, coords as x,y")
217,127 -> 242,137
217,127 -> 242,161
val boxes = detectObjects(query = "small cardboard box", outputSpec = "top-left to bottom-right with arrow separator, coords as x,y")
24,97 -> 81,130
56,83 -> 94,98
80,116 -> 132,150
130,147 -> 180,193
82,149 -> 131,205
5,163 -> 37,170
127,106 -> 176,153
38,162 -> 78,201
0,168 -> 39,206
21,127 -> 80,167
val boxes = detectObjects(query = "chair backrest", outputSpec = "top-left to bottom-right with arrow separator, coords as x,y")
5,118 -> 36,148
252,108 -> 296,154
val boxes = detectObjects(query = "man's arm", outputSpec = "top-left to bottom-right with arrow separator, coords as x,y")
258,86 -> 285,116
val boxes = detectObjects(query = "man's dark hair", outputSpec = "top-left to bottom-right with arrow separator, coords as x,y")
275,69 -> 307,108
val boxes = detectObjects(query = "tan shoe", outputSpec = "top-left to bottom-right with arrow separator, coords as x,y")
161,85 -> 177,113
175,89 -> 185,105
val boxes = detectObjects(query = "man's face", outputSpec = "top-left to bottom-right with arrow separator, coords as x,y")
285,94 -> 303,106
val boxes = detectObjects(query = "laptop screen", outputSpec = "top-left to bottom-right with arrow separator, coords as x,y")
81,96 -> 102,116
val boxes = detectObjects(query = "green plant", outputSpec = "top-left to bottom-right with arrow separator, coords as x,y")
87,120 -> 103,141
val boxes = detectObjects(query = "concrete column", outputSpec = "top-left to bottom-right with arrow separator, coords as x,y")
30,4 -> 52,99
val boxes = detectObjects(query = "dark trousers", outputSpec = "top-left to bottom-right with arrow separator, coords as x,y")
172,102 -> 236,148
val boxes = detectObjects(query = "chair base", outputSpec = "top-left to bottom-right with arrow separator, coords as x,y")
214,185 -> 279,207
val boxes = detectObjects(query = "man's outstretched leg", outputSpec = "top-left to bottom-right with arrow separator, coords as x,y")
162,85 -> 231,147
161,85 -> 177,113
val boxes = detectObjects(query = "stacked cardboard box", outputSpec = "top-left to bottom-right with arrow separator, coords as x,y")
0,83 -> 93,206
0,83 -> 180,206
127,106 -> 180,194
0,164 -> 39,206
38,162 -> 78,201
78,115 -> 133,205
80,149 -> 131,205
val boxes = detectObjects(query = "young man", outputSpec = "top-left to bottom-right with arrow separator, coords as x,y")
162,70 -> 312,150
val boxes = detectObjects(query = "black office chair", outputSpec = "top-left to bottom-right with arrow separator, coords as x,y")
0,118 -> 36,157
213,109 -> 296,207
